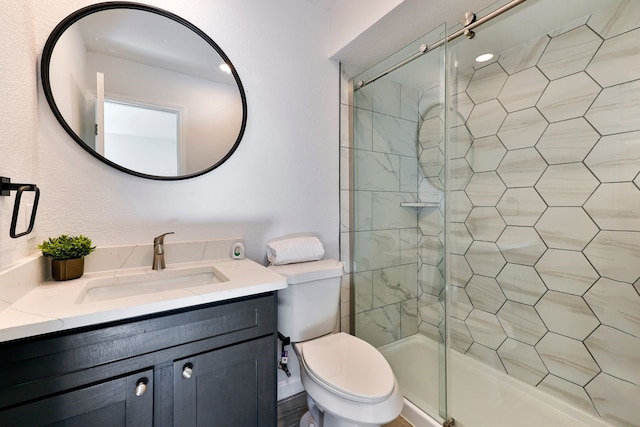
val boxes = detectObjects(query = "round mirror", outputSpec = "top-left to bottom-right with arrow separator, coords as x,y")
41,2 -> 247,180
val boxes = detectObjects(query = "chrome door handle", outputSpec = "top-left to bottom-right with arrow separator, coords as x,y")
135,379 -> 148,396
182,364 -> 193,379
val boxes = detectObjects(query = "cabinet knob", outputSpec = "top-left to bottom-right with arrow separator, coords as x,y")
135,379 -> 148,396
182,364 -> 193,379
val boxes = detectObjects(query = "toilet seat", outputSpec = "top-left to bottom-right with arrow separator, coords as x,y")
297,333 -> 395,404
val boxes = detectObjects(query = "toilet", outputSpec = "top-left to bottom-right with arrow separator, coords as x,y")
270,259 -> 403,427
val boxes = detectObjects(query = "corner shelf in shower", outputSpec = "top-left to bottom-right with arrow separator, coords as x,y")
400,202 -> 440,208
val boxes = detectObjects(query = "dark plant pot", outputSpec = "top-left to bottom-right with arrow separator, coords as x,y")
51,257 -> 85,281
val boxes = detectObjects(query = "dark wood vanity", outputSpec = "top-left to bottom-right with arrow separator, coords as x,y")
0,292 -> 277,426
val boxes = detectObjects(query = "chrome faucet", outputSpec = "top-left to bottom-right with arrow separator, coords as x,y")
152,232 -> 174,270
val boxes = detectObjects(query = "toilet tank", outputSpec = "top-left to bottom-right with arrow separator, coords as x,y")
269,259 -> 344,342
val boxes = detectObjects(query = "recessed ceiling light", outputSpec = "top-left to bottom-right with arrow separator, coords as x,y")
219,63 -> 232,74
475,53 -> 494,63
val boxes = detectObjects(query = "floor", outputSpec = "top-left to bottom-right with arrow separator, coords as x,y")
277,392 -> 414,427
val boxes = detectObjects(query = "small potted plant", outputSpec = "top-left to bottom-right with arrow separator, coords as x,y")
38,234 -> 96,281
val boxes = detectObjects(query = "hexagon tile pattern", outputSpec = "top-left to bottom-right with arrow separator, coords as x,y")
446,14 -> 640,427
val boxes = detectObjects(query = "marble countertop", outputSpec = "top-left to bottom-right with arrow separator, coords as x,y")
0,257 -> 287,343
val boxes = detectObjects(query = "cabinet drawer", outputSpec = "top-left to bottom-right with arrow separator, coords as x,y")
0,293 -> 276,407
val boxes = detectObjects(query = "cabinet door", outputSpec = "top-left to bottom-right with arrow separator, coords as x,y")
0,369 -> 153,427
174,335 -> 276,427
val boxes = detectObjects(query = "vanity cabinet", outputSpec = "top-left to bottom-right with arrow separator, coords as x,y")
0,293 -> 277,426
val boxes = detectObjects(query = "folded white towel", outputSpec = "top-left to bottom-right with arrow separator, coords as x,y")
267,236 -> 325,266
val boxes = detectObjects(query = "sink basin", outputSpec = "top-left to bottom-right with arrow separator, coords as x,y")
76,266 -> 228,304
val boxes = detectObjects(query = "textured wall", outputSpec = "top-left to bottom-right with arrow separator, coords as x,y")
448,3 -> 640,425
0,0 -> 340,271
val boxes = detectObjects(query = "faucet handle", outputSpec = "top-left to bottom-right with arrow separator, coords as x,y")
154,232 -> 174,245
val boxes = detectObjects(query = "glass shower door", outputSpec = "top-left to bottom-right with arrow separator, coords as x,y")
350,22 -> 448,422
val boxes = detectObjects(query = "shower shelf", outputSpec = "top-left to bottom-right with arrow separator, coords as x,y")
400,202 -> 439,208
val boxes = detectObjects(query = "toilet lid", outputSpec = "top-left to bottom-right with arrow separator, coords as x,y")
299,333 -> 395,403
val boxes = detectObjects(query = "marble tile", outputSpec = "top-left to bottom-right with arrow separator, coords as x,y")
449,222 -> 472,255
418,322 -> 441,342
586,372 -> 640,427
584,278 -> 640,339
449,158 -> 473,191
465,135 -> 506,173
536,333 -> 600,386
537,26 -> 602,80
584,183 -> 640,231
466,275 -> 506,314
536,118 -> 600,165
535,291 -> 600,340
372,78 -> 401,117
448,124 -> 473,160
535,207 -> 598,251
418,207 -> 442,237
497,301 -> 547,345
400,228 -> 418,264
418,263 -> 444,296
588,0 -> 640,39
537,72 -> 601,122
496,148 -> 547,188
454,69 -> 473,95
418,292 -> 440,326
466,309 -> 507,349
496,188 -> 547,227
466,99 -> 507,138
418,117 -> 443,150
340,104 -> 351,149
450,317 -> 474,353
401,85 -> 420,121
585,131 -> 640,182
419,86 -> 443,121
353,230 -> 400,272
340,147 -> 351,191
465,171 -> 506,206
587,28 -> 640,88
340,190 -> 351,232
418,235 -> 443,267
450,287 -> 473,323
353,271 -> 373,313
465,241 -> 506,277
498,67 -> 548,113
465,207 -> 506,242
450,254 -> 473,288
497,338 -> 547,385
448,191 -> 473,222
401,299 -> 419,338
355,304 -> 401,348
466,63 -> 508,104
372,192 -> 417,230
586,79 -> 640,135
354,83 -> 373,110
399,156 -> 418,192
340,232 -> 351,274
584,230 -> 640,283
372,264 -> 418,308
353,107 -> 373,150
354,150 -> 400,192
466,342 -> 507,373
538,375 -> 599,417
535,249 -> 599,295
450,91 -> 474,127
585,325 -> 640,386
535,163 -> 599,206
419,147 -> 443,178
496,263 -> 547,305
498,35 -> 550,75
497,108 -> 548,150
353,190 -> 372,231
340,275 -> 351,318
547,15 -> 590,38
496,226 -> 547,266
418,178 -> 442,204
373,113 -> 418,157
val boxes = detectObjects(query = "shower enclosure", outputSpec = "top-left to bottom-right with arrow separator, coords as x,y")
344,0 -> 640,426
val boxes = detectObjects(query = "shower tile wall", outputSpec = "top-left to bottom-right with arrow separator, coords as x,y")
448,4 -> 640,426
347,77 -> 425,348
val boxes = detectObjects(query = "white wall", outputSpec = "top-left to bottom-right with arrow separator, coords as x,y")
0,0 -> 339,270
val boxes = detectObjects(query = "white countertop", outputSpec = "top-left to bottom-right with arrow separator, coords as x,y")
0,257 -> 287,343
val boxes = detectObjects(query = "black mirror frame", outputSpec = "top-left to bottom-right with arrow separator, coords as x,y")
41,1 -> 248,181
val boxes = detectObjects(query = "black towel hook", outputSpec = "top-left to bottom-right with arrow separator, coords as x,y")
1,176 -> 40,238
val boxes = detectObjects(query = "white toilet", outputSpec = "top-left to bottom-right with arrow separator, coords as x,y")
270,259 -> 403,427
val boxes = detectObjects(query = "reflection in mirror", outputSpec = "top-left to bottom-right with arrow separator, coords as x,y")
42,2 -> 247,180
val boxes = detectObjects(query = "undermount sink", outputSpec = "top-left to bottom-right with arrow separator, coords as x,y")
76,266 -> 228,304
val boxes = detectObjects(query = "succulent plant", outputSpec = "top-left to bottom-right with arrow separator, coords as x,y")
37,234 -> 96,260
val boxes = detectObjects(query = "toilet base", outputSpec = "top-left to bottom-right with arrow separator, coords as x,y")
301,397 -> 386,427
